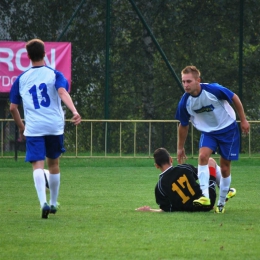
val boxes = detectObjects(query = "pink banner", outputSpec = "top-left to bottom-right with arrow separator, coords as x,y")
0,41 -> 71,93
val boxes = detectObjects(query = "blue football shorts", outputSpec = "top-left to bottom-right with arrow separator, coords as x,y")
199,123 -> 240,160
25,135 -> 65,162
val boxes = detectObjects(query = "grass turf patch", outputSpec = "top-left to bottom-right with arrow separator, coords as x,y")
1,158 -> 260,259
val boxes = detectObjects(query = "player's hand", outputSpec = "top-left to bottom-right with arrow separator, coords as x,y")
19,126 -> 26,141
177,148 -> 187,164
71,112 -> 81,125
241,119 -> 250,135
135,206 -> 151,211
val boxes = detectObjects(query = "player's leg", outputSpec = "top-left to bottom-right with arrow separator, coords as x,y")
215,158 -> 231,213
26,136 -> 50,218
33,161 -> 50,218
193,148 -> 212,206
32,160 -> 47,207
193,133 -> 216,206
44,169 -> 50,190
208,159 -> 217,209
194,156 -> 218,208
47,157 -> 60,213
198,147 -> 212,198
45,135 -> 65,214
215,126 -> 239,213
215,164 -> 221,187
214,162 -> 236,202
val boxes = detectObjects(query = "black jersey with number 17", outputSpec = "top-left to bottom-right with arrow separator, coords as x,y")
155,164 -> 213,212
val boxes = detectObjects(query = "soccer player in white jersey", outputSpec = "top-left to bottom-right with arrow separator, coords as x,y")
9,39 -> 81,219
175,65 -> 249,213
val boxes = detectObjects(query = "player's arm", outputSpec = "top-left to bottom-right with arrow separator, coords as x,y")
232,94 -> 250,134
57,87 -> 81,125
177,124 -> 189,164
135,206 -> 163,212
9,103 -> 25,139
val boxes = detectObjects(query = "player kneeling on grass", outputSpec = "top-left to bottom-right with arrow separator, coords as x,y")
136,148 -> 236,213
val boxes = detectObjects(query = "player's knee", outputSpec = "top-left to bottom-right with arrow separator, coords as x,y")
220,165 -> 230,177
199,153 -> 210,164
208,157 -> 216,167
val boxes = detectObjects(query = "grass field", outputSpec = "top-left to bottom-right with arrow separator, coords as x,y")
1,157 -> 260,260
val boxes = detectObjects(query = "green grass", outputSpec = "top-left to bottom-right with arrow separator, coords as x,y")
1,158 -> 260,260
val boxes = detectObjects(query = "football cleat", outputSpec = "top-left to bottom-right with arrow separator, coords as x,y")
50,205 -> 58,214
50,202 -> 60,214
41,203 -> 50,219
193,196 -> 211,206
225,188 -> 236,202
215,204 -> 225,213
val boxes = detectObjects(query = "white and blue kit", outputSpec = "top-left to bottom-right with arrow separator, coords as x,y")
175,83 -> 240,160
10,65 -> 68,161
10,65 -> 68,136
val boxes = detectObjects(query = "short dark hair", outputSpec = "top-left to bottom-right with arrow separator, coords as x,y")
26,39 -> 45,62
153,148 -> 171,167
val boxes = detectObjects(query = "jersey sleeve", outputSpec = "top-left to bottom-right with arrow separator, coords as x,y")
55,70 -> 69,91
201,83 -> 234,103
9,76 -> 22,105
175,94 -> 191,126
155,184 -> 171,211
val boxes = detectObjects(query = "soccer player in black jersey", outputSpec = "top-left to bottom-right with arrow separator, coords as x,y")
136,148 -> 217,212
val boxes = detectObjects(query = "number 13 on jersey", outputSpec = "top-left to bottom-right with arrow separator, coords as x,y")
29,83 -> 50,109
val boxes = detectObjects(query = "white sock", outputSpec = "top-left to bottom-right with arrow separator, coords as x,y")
216,165 -> 221,187
218,175 -> 231,206
33,169 -> 47,208
49,173 -> 60,207
198,165 -> 210,198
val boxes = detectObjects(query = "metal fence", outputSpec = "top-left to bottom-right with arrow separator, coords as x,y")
1,119 -> 260,159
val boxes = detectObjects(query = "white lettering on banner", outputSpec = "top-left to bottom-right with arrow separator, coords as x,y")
0,47 -> 56,71
16,48 -> 31,71
0,76 -> 17,86
44,49 -> 56,68
0,48 -> 14,71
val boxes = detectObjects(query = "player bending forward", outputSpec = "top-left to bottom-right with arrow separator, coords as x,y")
175,66 -> 249,213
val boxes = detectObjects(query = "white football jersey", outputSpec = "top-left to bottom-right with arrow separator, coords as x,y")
176,83 -> 236,133
10,66 -> 69,136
